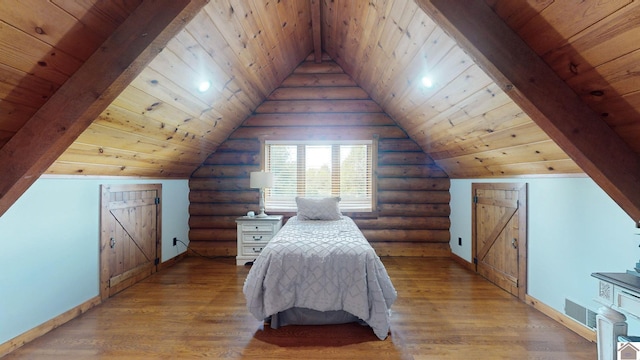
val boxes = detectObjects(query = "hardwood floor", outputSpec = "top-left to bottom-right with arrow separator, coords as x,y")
4,256 -> 596,359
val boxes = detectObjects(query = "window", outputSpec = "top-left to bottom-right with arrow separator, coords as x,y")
264,140 -> 374,212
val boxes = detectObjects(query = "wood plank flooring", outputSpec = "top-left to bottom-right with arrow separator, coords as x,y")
4,256 -> 596,359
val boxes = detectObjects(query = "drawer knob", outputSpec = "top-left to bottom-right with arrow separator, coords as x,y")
252,247 -> 262,253
252,235 -> 263,241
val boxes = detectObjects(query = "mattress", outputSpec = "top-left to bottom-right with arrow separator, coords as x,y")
243,215 -> 397,340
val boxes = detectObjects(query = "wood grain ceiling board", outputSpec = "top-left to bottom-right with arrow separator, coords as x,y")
321,0 -> 582,179
2,0 -> 640,219
45,0 -> 314,178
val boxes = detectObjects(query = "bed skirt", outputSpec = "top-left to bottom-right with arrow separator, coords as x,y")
267,307 -> 363,328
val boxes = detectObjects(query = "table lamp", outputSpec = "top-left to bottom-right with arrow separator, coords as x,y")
249,171 -> 274,218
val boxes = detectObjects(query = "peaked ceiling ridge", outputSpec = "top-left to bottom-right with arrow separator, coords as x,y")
254,53 -> 444,174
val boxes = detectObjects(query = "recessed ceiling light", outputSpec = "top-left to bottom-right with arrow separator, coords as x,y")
421,76 -> 433,88
198,80 -> 211,92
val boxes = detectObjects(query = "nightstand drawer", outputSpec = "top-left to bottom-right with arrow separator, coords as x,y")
235,215 -> 283,265
243,234 -> 273,243
242,223 -> 274,233
615,287 -> 640,315
243,245 -> 265,255
242,223 -> 274,232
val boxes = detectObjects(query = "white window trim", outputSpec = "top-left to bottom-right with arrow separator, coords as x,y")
264,139 -> 376,213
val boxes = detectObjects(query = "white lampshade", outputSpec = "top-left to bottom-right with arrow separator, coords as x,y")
250,171 -> 274,189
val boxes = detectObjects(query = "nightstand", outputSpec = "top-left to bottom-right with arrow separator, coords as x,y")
235,215 -> 283,266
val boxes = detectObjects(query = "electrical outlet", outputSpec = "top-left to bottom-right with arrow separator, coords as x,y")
173,237 -> 178,246
458,237 -> 462,246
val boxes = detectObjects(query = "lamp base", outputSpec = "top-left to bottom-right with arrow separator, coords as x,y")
255,210 -> 268,218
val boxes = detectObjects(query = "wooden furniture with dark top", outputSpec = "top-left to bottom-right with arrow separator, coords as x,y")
592,272 -> 640,360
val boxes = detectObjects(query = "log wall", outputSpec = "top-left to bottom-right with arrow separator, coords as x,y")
189,57 -> 451,257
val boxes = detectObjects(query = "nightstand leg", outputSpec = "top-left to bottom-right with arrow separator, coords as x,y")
596,306 -> 627,360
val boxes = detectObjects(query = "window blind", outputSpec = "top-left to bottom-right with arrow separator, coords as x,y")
265,140 -> 373,212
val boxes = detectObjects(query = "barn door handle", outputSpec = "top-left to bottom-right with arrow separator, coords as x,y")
511,238 -> 518,249
110,237 -> 116,248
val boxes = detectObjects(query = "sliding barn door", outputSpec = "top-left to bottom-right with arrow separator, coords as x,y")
100,184 -> 162,299
472,183 -> 527,300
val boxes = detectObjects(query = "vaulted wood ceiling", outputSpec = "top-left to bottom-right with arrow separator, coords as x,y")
1,0 -> 640,222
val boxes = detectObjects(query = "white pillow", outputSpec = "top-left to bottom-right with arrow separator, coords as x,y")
296,197 -> 342,220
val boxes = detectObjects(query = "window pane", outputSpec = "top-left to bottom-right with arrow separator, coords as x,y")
266,145 -> 297,210
339,145 -> 371,211
305,145 -> 331,197
265,140 -> 373,212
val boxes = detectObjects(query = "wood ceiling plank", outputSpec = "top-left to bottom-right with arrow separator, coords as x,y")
192,6 -> 279,106
377,25 -> 454,109
151,44 -> 256,116
436,140 -> 575,173
441,158 -> 582,178
202,1 -> 272,97
426,122 -> 551,161
425,102 -> 531,152
230,1 -> 286,87
94,105 -> 220,152
46,161 -> 191,178
0,0 -> 208,217
51,0 -> 142,39
603,91 -> 640,128
0,0 -> 106,61
516,0 -> 632,57
331,0 -> 360,75
310,0 -> 322,63
345,0 -> 393,83
129,67 -> 225,122
386,44 -> 470,120
371,9 -> 438,105
278,0 -> 312,60
50,143 -> 199,175
416,0 -> 640,222
567,49 -> 640,99
411,83 -> 513,139
388,45 -> 473,125
484,0 -> 554,31
294,0 -> 314,52
243,1 -> 289,78
111,85 -> 225,139
419,65 -> 494,115
250,0 -> 298,75
375,0 -> 415,60
350,0 -> 398,89
0,21 -> 82,85
74,124 -> 207,163
0,63 -> 58,109
544,0 -> 640,81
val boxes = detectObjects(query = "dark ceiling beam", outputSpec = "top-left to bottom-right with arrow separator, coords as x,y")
0,0 -> 209,217
311,0 -> 322,63
415,0 -> 640,224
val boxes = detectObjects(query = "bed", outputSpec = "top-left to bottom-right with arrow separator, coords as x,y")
243,197 -> 397,340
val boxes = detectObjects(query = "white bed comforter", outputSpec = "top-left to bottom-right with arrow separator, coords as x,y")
243,216 -> 397,340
